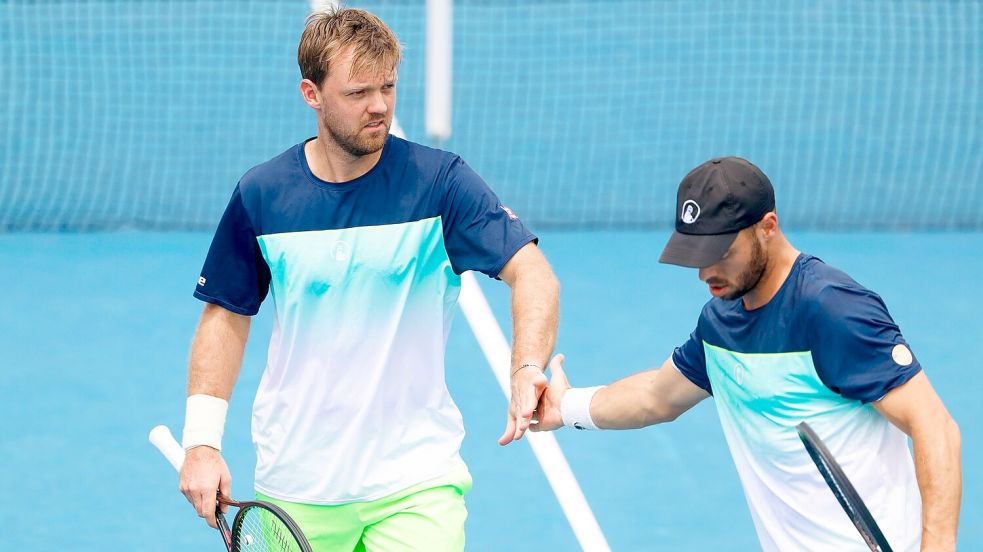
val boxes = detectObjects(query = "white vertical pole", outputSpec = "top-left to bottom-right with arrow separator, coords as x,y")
459,273 -> 612,552
426,0 -> 453,143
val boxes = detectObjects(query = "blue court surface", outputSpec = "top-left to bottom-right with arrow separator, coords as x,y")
1,230 -> 979,551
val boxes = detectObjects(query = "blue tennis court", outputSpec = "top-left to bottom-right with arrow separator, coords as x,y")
2,0 -> 981,549
1,231 -> 980,550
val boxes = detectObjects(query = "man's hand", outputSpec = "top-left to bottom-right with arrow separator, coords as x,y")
529,354 -> 570,432
498,362 -> 548,445
179,446 -> 232,528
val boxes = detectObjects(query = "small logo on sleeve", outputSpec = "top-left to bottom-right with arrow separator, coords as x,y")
500,205 -> 518,221
891,344 -> 913,366
197,276 -> 207,287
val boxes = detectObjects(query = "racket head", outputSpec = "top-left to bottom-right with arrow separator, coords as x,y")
229,500 -> 313,552
795,421 -> 893,552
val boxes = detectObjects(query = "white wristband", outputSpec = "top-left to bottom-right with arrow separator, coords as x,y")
560,386 -> 605,430
182,394 -> 228,451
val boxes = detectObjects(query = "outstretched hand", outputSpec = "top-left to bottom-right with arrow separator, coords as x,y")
529,354 -> 570,432
498,361 -> 549,445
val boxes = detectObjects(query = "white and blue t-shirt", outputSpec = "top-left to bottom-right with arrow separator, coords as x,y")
672,254 -> 922,551
194,135 -> 536,504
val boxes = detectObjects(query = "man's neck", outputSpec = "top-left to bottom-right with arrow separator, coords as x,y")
304,135 -> 384,183
742,241 -> 800,311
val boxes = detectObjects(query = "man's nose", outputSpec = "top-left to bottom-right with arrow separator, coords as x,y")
368,90 -> 388,115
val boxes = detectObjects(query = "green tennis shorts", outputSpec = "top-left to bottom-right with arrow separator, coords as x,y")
256,465 -> 473,552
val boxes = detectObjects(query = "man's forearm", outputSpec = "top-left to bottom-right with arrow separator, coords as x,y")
509,265 -> 559,370
590,362 -> 708,429
591,371 -> 668,429
912,416 -> 961,550
187,303 -> 251,398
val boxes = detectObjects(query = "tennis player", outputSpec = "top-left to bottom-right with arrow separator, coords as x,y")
178,8 -> 558,551
530,157 -> 962,551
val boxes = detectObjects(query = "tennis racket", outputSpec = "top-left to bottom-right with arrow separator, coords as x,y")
149,425 -> 313,552
796,421 -> 893,552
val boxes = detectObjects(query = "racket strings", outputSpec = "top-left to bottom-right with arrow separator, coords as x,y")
233,505 -> 306,552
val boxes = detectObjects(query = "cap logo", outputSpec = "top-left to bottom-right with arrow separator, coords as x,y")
681,200 -> 701,224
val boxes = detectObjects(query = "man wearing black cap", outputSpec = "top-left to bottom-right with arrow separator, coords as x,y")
530,157 -> 962,551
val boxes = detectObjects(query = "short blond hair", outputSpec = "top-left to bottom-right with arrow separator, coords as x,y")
298,7 -> 402,86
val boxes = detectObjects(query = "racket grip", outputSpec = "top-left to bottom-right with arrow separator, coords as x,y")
149,425 -> 185,472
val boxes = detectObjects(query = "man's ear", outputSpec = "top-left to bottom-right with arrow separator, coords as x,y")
300,79 -> 322,110
758,212 -> 779,239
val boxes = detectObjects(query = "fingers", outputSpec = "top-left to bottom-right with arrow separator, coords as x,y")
526,354 -> 569,433
202,491 -> 218,528
512,386 -> 538,440
499,411 -> 532,444
530,394 -> 550,431
218,473 -> 232,515
179,446 -> 228,529
497,413 -> 517,446
499,356 -> 571,444
497,397 -> 535,445
548,354 -> 569,386
512,411 -> 533,442
181,478 -> 219,528
499,368 -> 548,445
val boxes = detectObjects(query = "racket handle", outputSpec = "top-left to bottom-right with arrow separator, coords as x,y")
149,424 -> 185,472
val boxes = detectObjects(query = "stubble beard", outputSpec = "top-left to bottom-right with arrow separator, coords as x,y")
323,112 -> 390,157
722,235 -> 769,301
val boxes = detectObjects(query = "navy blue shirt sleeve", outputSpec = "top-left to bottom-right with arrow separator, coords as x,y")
809,284 -> 921,403
193,185 -> 271,316
672,322 -> 711,395
439,157 -> 537,277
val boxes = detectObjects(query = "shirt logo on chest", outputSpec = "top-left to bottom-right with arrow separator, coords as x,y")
332,241 -> 351,262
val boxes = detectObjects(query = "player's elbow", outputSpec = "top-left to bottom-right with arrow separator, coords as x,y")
916,410 -> 961,459
528,258 -> 558,290
945,416 -> 961,452
929,405 -> 960,443
657,407 -> 685,424
543,270 -> 560,298
641,401 -> 682,425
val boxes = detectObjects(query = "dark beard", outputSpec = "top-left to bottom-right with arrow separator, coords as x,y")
722,234 -> 768,301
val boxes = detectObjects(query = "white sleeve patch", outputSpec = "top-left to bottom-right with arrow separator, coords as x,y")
891,344 -> 913,366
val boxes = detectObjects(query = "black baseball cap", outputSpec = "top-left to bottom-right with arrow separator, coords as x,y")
659,156 -> 775,268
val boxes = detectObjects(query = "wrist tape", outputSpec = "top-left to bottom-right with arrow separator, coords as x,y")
560,386 -> 605,430
182,394 -> 228,451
